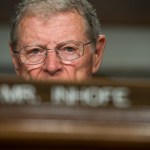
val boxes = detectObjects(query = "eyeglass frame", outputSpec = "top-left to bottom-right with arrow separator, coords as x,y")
12,40 -> 94,65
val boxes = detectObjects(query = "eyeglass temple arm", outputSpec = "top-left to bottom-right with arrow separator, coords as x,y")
84,40 -> 94,46
12,50 -> 19,53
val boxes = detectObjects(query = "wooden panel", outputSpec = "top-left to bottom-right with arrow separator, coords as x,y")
0,76 -> 150,149
0,106 -> 150,149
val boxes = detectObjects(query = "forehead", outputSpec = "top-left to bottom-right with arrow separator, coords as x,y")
17,12 -> 89,45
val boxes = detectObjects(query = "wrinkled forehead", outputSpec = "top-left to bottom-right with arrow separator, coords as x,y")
19,11 -> 89,33
16,11 -> 90,46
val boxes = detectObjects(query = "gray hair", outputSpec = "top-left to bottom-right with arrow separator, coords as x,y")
10,0 -> 101,49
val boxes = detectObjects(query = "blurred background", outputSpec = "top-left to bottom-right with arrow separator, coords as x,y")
0,0 -> 150,78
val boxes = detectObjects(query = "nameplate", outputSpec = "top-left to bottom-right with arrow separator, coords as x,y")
0,77 -> 150,108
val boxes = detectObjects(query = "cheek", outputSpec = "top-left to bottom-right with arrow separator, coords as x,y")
65,53 -> 93,75
23,63 -> 43,71
78,50 -> 93,69
21,63 -> 44,77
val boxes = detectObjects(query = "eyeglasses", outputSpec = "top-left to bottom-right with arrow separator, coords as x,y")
13,40 -> 93,65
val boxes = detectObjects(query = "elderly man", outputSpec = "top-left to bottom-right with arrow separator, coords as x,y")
9,0 -> 106,81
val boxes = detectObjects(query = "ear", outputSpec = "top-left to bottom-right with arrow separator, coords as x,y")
92,34 -> 106,73
9,43 -> 21,76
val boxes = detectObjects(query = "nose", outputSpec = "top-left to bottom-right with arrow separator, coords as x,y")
43,51 -> 63,76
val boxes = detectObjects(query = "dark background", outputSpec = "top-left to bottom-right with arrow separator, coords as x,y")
0,0 -> 150,25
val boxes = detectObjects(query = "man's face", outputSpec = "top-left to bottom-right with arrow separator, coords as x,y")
11,12 -> 105,81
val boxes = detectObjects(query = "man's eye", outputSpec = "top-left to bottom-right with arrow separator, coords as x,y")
64,47 -> 76,52
27,48 -> 42,54
31,48 -> 41,54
